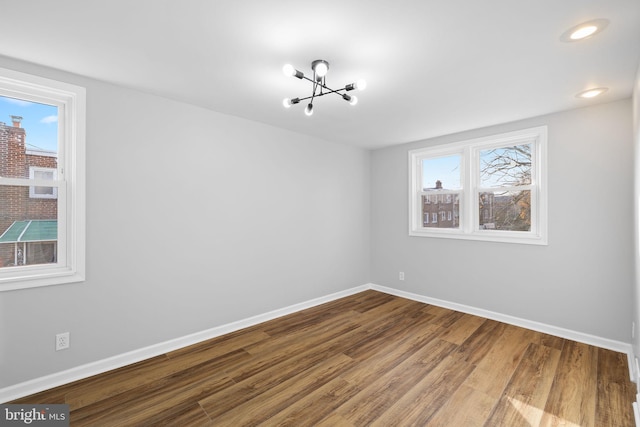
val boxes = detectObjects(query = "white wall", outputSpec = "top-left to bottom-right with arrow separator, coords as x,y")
0,56 -> 371,388
371,99 -> 634,343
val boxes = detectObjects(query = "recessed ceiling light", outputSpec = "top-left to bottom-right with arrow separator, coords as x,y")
576,87 -> 609,98
560,19 -> 609,42
570,25 -> 598,40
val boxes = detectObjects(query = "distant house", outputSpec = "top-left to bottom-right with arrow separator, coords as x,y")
478,192 -> 496,229
0,115 -> 57,267
422,180 -> 461,228
422,180 -> 499,229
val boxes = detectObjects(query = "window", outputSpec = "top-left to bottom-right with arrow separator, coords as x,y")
29,167 -> 57,199
0,67 -> 85,291
409,126 -> 547,245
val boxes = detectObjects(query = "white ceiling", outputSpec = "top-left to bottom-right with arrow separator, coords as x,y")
1,0 -> 639,149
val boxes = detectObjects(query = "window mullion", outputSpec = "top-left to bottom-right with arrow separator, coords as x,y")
0,177 -> 62,187
464,145 -> 475,234
477,184 -> 533,193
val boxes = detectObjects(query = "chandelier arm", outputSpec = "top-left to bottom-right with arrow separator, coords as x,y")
301,75 -> 316,84
299,75 -> 351,98
300,75 -> 350,94
288,86 -> 350,103
316,84 -> 350,98
294,95 -> 315,102
294,91 -> 334,102
310,80 -> 319,103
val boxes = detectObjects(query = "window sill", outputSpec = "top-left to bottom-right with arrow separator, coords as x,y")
409,229 -> 548,245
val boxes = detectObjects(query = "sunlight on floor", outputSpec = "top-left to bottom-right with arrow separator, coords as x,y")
508,397 -> 582,427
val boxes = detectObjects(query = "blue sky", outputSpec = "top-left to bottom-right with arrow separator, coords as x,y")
0,95 -> 58,152
422,155 -> 461,190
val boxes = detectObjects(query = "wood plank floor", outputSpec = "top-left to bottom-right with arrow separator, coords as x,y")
10,290 -> 637,426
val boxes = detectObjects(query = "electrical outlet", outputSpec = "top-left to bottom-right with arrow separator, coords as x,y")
399,271 -> 405,281
56,332 -> 70,351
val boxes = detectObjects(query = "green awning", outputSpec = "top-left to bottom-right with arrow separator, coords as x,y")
0,220 -> 57,243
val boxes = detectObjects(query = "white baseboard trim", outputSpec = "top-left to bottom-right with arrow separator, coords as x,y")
370,284 -> 635,379
1,282 -> 635,403
0,284 -> 369,403
629,352 -> 639,386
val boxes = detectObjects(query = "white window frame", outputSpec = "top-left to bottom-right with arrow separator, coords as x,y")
0,67 -> 86,291
29,166 -> 58,199
409,126 -> 547,245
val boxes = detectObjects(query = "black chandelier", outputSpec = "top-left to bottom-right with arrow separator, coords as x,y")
282,60 -> 367,116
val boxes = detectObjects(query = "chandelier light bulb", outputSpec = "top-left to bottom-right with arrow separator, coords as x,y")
342,93 -> 358,105
282,64 -> 295,77
314,61 -> 329,77
356,79 -> 367,91
305,103 -> 314,116
282,98 -> 292,108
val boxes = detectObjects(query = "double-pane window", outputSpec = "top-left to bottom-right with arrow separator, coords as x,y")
409,126 -> 547,245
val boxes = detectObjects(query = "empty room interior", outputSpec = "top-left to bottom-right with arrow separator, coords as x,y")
1,0 -> 640,425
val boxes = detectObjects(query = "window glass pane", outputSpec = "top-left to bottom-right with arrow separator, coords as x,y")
0,185 -> 58,268
34,170 -> 53,180
1,96 -> 59,268
29,167 -> 57,199
422,193 -> 460,229
422,154 -> 461,191
478,190 -> 531,231
34,185 -> 54,196
479,143 -> 531,188
0,95 -> 58,155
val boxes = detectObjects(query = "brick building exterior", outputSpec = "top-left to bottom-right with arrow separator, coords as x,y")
421,179 -> 497,229
0,116 -> 57,266
422,180 -> 460,228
